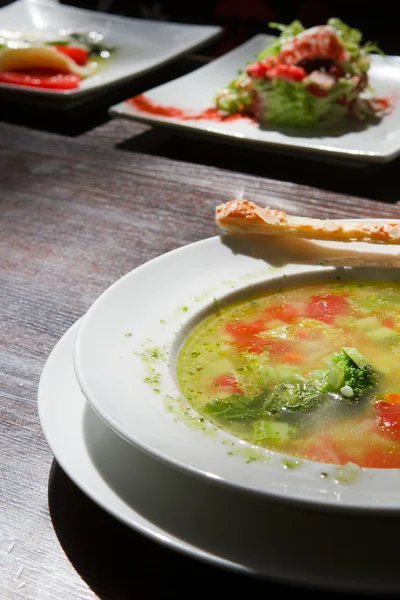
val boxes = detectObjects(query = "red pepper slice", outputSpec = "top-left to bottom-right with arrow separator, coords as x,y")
0,70 -> 81,90
54,46 -> 89,66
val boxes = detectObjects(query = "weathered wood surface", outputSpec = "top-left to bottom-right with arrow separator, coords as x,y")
1,113 -> 400,600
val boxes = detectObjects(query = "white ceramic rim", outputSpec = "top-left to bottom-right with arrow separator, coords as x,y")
109,36 -> 400,163
38,320 -> 251,577
39,320 -> 400,594
74,222 -> 400,513
0,0 -> 221,100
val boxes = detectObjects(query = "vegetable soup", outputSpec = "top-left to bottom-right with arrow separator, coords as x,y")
177,281 -> 400,468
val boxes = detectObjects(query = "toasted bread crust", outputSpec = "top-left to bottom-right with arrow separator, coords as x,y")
215,199 -> 400,244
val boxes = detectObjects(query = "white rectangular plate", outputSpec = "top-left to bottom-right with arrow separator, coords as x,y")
0,0 -> 221,102
109,34 -> 400,163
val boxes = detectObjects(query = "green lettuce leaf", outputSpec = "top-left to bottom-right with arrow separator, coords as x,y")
256,77 -> 357,126
327,18 -> 384,58
257,20 -> 304,60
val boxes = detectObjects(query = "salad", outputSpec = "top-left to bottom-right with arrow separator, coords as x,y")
215,19 -> 391,127
0,29 -> 115,90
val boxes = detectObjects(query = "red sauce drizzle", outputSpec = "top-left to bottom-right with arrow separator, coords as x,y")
127,94 -> 253,123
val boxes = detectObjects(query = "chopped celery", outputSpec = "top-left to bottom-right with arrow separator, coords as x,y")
273,365 -> 305,382
327,361 -> 345,389
366,327 -> 400,344
201,358 -> 237,380
334,316 -> 354,327
254,420 -> 295,442
354,315 -> 381,331
311,368 -> 330,382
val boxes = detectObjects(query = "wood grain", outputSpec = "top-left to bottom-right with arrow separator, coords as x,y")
1,117 -> 400,600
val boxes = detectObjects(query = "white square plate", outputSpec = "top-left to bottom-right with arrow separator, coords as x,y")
0,0 -> 221,103
109,34 -> 400,163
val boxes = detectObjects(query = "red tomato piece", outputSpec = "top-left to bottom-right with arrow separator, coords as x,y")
374,97 -> 391,111
264,303 -> 299,323
0,70 -> 81,90
54,45 -> 89,66
358,449 -> 400,469
272,63 -> 306,82
384,393 -> 400,404
302,444 -> 336,464
244,339 -> 269,354
374,401 -> 400,440
305,293 -> 349,324
225,320 -> 266,345
374,401 -> 400,423
282,352 -> 303,364
225,320 -> 292,355
306,83 -> 329,98
295,329 -> 310,339
382,317 -> 395,329
259,339 -> 291,356
246,57 -> 276,79
213,374 -> 243,395
302,435 -> 350,465
246,61 -> 267,78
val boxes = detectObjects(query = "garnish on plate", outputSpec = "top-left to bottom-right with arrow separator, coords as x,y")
214,18 -> 391,127
0,29 -> 115,90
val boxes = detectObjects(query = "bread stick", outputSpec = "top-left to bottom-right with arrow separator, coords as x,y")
215,199 -> 400,245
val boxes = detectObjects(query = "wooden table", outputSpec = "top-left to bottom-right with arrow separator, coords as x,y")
2,60 -> 400,599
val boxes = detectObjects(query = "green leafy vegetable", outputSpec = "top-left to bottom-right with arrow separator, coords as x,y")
214,73 -> 253,115
326,347 -> 379,400
263,381 -> 324,415
327,18 -> 384,58
214,18 -> 388,126
204,347 -> 379,426
204,392 -> 265,421
255,77 -> 356,126
56,32 -> 115,57
257,20 -> 304,60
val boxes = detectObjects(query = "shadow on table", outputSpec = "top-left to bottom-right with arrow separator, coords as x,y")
116,128 -> 400,206
48,461 -> 294,600
0,54 -> 212,137
47,398 -> 400,600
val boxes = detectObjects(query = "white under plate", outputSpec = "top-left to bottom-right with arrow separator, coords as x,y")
110,34 -> 400,163
73,229 -> 400,512
38,320 -> 400,594
0,0 -> 221,103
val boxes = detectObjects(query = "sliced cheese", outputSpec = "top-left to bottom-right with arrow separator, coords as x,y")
0,46 -> 96,77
